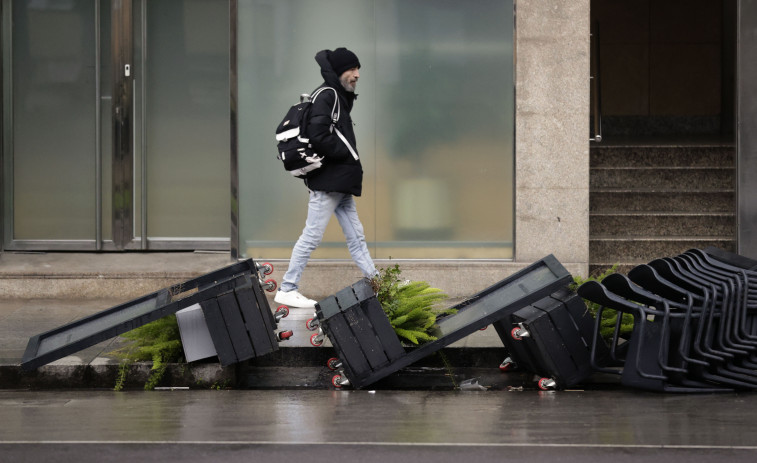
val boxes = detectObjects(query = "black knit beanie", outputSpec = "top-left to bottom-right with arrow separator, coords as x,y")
328,48 -> 361,76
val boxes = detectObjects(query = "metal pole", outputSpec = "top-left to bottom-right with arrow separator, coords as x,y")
737,0 -> 757,259
95,0 -> 102,250
230,0 -> 240,260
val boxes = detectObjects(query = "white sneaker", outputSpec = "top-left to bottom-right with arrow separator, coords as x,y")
274,290 -> 317,308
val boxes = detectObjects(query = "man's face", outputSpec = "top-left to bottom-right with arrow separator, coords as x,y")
339,67 -> 360,93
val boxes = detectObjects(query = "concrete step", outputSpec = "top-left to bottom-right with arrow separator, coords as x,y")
590,145 -> 735,168
589,236 -> 736,264
590,212 -> 735,236
590,190 -> 734,212
0,252 -> 235,300
587,263 -> 638,277
590,167 -> 733,190
0,252 -> 578,300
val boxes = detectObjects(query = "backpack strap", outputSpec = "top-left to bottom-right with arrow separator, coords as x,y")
334,127 -> 359,161
311,87 -> 340,124
310,87 -> 359,161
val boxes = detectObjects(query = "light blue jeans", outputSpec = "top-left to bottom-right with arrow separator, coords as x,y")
280,190 -> 377,292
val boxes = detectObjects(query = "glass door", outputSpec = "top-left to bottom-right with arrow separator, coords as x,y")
2,0 -> 231,251
132,0 -> 230,250
3,0 -> 103,250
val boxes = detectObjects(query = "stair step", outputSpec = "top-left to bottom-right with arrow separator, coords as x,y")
589,143 -> 736,272
589,236 -> 736,263
590,212 -> 735,236
591,145 -> 735,168
590,167 -> 733,190
591,190 -> 734,212
587,263 -> 649,276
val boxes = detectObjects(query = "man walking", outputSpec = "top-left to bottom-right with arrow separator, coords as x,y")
274,48 -> 377,308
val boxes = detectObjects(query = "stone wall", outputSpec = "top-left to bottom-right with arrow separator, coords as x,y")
514,0 -> 590,274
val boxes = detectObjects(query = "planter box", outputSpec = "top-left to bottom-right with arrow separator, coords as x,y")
495,287 -> 599,390
176,276 -> 281,367
22,259 -> 280,370
316,254 -> 573,389
198,280 -> 280,366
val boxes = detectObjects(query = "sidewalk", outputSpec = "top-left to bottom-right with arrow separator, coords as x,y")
0,252 -> 526,390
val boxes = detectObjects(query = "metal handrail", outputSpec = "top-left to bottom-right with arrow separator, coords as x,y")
590,20 -> 603,142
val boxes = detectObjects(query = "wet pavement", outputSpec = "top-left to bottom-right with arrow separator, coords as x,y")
3,254 -> 757,462
1,389 -> 756,462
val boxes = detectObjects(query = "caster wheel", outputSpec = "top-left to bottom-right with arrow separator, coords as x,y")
263,278 -> 277,292
275,305 -> 289,322
258,262 -> 274,276
310,333 -> 324,347
327,357 -> 342,371
538,377 -> 557,391
332,374 -> 344,388
306,318 -> 319,331
511,327 -> 523,340
499,357 -> 516,372
511,324 -> 529,340
276,330 -> 293,342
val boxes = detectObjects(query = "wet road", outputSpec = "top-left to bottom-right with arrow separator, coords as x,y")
1,389 -> 756,462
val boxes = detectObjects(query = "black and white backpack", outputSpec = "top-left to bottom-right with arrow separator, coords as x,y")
275,87 -> 358,179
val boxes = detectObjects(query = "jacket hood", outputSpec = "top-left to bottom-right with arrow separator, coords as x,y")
315,49 -> 357,104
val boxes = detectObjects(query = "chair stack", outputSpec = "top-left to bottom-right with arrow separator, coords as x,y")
577,247 -> 757,392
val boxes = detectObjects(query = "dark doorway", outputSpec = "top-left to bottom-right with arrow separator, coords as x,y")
591,0 -> 736,142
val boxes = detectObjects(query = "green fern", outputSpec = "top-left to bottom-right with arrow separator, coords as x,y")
372,265 -> 455,345
110,315 -> 184,390
114,361 -> 129,392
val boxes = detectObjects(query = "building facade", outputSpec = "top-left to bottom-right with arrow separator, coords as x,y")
5,0 -> 752,297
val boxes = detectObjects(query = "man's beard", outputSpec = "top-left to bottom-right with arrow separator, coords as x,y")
340,75 -> 356,93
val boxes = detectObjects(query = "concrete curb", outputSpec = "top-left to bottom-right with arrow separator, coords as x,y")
0,363 -> 543,391
0,362 -> 236,390
0,348 -> 621,391
0,347 -> 522,390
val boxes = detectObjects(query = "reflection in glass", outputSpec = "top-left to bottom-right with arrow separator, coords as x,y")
238,0 -> 514,259
144,0 -> 230,239
10,0 -> 97,240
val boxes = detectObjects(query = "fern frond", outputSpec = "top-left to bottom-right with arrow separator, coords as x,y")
109,315 -> 184,390
394,327 -> 420,345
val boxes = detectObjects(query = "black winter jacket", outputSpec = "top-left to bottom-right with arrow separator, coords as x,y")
304,50 -> 363,196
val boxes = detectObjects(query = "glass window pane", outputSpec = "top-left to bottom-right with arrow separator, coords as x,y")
10,0 -> 97,240
238,0 -> 514,259
374,0 -> 514,258
144,0 -> 230,238
238,0 -> 375,260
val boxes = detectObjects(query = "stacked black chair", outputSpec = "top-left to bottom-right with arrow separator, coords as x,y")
577,247 -> 757,392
